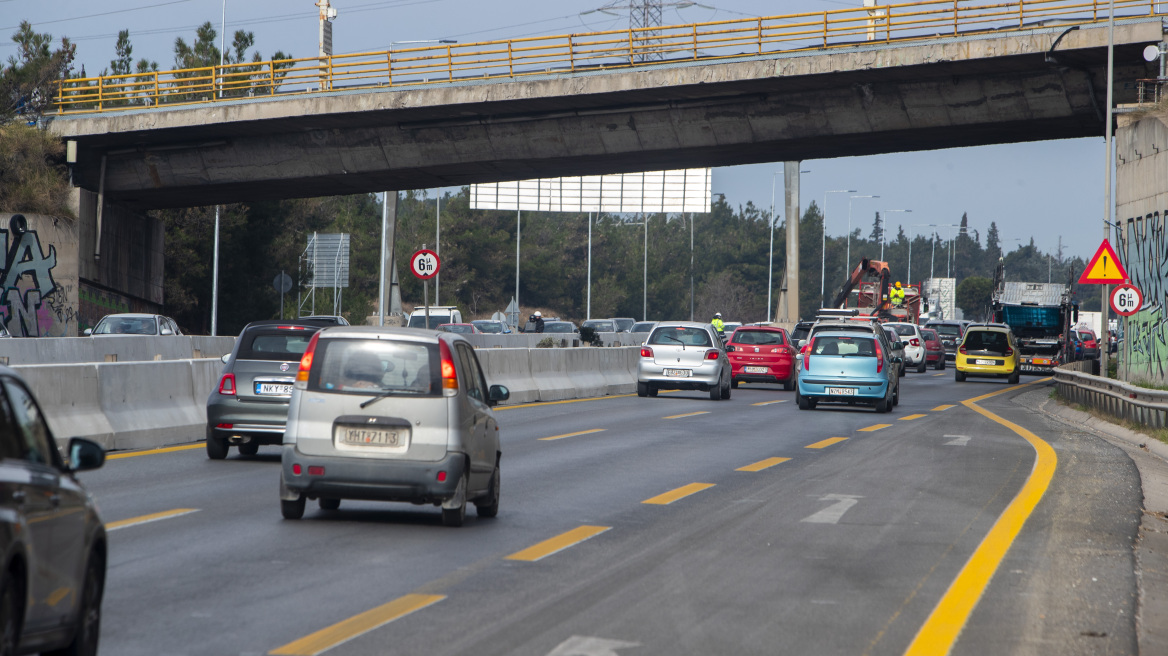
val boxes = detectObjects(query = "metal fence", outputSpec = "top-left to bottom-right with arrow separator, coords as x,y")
1054,361 -> 1168,429
52,0 -> 1166,114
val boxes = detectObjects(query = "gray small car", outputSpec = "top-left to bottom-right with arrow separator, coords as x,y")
636,322 -> 731,400
279,327 -> 509,526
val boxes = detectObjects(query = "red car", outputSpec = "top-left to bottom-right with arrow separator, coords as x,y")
726,326 -> 796,390
1076,328 -> 1100,360
921,328 -> 946,370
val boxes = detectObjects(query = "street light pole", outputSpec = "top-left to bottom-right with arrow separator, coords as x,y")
846,195 -> 879,269
879,209 -> 911,261
211,0 -> 226,336
767,171 -> 781,322
822,189 -> 856,307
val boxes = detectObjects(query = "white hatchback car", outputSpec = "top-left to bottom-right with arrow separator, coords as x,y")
636,322 -> 732,400
884,322 -> 928,373
279,327 -> 509,526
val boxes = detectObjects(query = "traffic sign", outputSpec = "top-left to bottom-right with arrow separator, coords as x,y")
1079,240 -> 1128,284
1111,284 -> 1143,317
410,249 -> 440,280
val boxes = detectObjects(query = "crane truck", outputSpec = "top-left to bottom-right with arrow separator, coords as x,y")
830,258 -> 923,323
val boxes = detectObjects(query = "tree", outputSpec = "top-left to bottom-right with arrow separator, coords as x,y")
956,276 -> 994,321
985,221 -> 1002,263
0,22 -> 76,124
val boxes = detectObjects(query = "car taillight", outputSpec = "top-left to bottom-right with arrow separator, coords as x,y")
640,346 -> 653,358
297,332 -> 321,384
804,338 -> 814,371
911,338 -> 920,347
875,340 -> 884,373
438,339 -> 459,395
218,373 -> 236,395
705,349 -> 720,360
277,325 -> 309,330
958,346 -> 967,355
1004,347 -> 1013,356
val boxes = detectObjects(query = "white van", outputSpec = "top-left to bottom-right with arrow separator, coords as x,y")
407,306 -> 463,329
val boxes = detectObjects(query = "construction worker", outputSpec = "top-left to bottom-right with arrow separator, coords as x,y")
890,281 -> 906,307
711,312 -> 725,334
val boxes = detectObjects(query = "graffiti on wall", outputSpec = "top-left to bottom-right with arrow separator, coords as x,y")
0,214 -> 78,337
1117,210 -> 1168,381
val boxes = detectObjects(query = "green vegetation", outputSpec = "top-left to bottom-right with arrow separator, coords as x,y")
537,337 -> 556,348
1058,390 -> 1168,444
0,122 -> 73,216
1,22 -> 75,124
955,276 -> 993,321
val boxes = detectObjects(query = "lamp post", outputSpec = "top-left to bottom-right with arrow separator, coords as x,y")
211,0 -> 227,335
878,209 -> 911,261
822,189 -> 856,307
908,223 -> 958,286
846,195 -> 879,270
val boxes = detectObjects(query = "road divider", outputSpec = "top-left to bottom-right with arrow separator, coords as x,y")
506,526 -> 611,562
0,335 -> 235,366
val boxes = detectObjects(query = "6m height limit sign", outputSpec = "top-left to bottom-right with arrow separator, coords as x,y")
411,249 -> 441,328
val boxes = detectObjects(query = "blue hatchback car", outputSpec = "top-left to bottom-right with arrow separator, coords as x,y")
796,331 -> 901,413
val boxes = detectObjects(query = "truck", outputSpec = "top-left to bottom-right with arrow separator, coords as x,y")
830,258 -> 923,323
406,305 -> 463,329
990,267 -> 1077,375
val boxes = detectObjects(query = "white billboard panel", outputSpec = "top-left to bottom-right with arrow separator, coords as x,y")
469,169 -> 712,213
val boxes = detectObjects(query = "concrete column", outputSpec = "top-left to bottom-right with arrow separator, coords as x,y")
380,192 -> 405,325
781,161 -> 801,322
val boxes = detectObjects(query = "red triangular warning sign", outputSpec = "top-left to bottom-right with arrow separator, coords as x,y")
1079,239 -> 1128,284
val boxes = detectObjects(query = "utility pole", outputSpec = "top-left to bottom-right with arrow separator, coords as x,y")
316,0 -> 337,90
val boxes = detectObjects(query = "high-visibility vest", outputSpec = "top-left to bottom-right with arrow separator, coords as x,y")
890,288 -> 905,305
712,318 -> 724,331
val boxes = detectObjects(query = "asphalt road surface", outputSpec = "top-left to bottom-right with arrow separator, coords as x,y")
79,371 -> 1141,656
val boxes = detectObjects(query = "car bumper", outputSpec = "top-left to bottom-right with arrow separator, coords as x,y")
730,360 -> 794,383
207,397 -> 291,444
637,361 -> 722,388
903,346 -> 925,364
797,377 -> 888,402
956,357 -> 1016,377
281,447 -> 465,503
925,351 -> 943,362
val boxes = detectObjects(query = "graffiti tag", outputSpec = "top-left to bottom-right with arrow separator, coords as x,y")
0,214 -> 60,337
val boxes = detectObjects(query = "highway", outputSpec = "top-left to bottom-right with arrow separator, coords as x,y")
79,372 -> 1140,656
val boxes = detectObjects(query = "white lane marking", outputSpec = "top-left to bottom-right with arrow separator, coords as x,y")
547,636 -> 642,656
801,494 -> 863,524
944,435 -> 971,446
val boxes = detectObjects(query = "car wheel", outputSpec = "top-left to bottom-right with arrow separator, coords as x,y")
442,472 -> 468,527
281,494 -> 306,520
709,382 -> 721,401
875,396 -> 890,413
0,565 -> 23,656
206,430 -> 228,460
636,382 -> 649,398
917,359 -> 927,374
721,375 -> 732,399
893,383 -> 900,406
475,462 -> 500,518
1008,371 -> 1020,385
731,378 -> 739,389
319,498 -> 340,511
899,363 -> 906,377
938,358 -> 946,370
955,370 -> 966,382
647,386 -> 658,397
46,551 -> 103,656
783,378 -> 794,391
797,391 -> 812,410
238,441 -> 259,456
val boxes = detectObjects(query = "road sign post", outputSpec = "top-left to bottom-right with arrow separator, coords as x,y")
410,248 -> 440,329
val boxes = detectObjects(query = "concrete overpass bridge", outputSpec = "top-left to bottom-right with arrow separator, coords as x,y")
47,0 -> 1168,210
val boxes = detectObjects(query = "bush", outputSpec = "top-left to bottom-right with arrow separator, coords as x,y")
579,326 -> 603,347
537,337 -> 555,348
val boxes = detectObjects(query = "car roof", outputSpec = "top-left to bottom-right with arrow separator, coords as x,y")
654,321 -> 713,329
98,313 -> 158,320
814,330 -> 879,339
316,325 -> 463,344
963,324 -> 1011,332
731,325 -> 784,333
243,319 -> 336,330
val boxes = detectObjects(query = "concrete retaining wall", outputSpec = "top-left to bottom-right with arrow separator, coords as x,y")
0,335 -> 237,365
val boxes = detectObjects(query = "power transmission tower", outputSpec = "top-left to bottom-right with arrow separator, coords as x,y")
595,1 -> 693,62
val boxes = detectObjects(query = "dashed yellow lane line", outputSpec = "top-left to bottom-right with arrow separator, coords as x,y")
899,414 -> 927,421
904,379 -> 1053,656
806,437 -> 847,449
933,372 -> 947,377
737,457 -> 791,472
539,429 -> 606,441
932,404 -> 956,412
752,399 -> 788,406
105,508 -> 199,532
858,424 -> 892,432
107,443 -> 204,460
505,526 -> 611,562
642,483 -> 715,505
268,594 -> 445,655
663,411 -> 710,420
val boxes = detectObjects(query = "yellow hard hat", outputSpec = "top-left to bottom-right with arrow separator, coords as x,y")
895,281 -> 902,288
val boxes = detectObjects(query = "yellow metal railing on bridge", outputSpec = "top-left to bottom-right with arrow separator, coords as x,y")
52,0 -> 1166,114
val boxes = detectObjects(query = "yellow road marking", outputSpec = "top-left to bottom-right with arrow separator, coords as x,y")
269,594 -> 445,655
806,437 -> 847,449
539,428 -> 606,441
505,525 -> 611,562
752,399 -> 788,406
899,414 -> 927,421
904,379 -> 1053,656
737,457 -> 791,472
643,482 -> 716,505
933,372 -> 947,377
932,405 -> 956,411
105,508 -> 199,531
663,411 -> 710,420
858,424 -> 891,432
107,443 -> 204,460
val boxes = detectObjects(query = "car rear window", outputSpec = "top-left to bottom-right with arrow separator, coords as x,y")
812,336 -> 876,356
891,325 -> 917,337
732,330 -> 785,346
93,317 -> 157,335
931,324 -> 961,337
583,321 -> 615,331
544,322 -> 577,333
238,328 -> 317,361
921,329 -> 938,341
408,315 -> 452,329
963,330 -> 1009,351
309,338 -> 441,396
649,327 -> 712,347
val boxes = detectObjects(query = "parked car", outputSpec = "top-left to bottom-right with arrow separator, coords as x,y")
85,313 -> 183,336
885,322 -> 928,373
279,326 -> 509,526
795,331 -> 901,413
955,323 -> 1020,384
637,322 -> 731,400
921,328 -> 946,370
581,319 -> 617,333
471,320 -> 511,334
726,326 -> 795,390
1076,329 -> 1101,360
882,327 -> 908,377
0,366 -> 107,656
926,320 -> 966,361
438,323 -> 482,334
206,319 -> 334,459
609,318 -> 636,333
631,321 -> 657,334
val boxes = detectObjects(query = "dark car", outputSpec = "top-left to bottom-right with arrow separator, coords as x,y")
926,320 -> 966,361
790,321 -> 815,346
205,319 -> 334,459
471,320 -> 511,334
542,321 -> 578,334
1,366 -> 107,656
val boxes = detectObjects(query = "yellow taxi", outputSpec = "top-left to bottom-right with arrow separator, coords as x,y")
954,324 -> 1021,384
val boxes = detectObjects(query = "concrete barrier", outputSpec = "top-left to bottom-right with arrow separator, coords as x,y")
0,335 -> 236,366
14,363 -> 114,445
476,349 -> 539,404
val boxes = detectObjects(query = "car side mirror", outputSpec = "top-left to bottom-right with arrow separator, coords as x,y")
895,341 -> 905,350
892,357 -> 903,365
83,328 -> 92,336
488,384 -> 510,407
795,353 -> 803,361
161,327 -> 174,335
725,345 -> 735,352
798,339 -> 807,348
220,354 -> 230,364
68,437 -> 105,472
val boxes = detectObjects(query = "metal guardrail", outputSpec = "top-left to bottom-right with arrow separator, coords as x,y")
1054,361 -> 1168,429
52,0 -> 1165,114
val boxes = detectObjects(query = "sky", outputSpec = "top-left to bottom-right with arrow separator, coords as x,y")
1,0 -> 1112,260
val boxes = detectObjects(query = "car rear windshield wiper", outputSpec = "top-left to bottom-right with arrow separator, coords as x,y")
664,333 -> 685,349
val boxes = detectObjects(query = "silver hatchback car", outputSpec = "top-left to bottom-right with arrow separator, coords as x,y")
279,327 -> 509,526
636,322 -> 732,400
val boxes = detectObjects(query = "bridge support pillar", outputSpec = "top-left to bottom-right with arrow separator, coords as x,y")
779,161 -> 801,323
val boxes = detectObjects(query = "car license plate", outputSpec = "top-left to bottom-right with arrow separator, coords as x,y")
664,368 -> 691,377
744,366 -> 768,374
974,359 -> 997,366
255,383 -> 293,395
826,387 -> 857,396
342,427 -> 401,447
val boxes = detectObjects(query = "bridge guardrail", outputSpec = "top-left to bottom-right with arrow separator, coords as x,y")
1054,360 -> 1168,429
52,0 -> 1164,114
